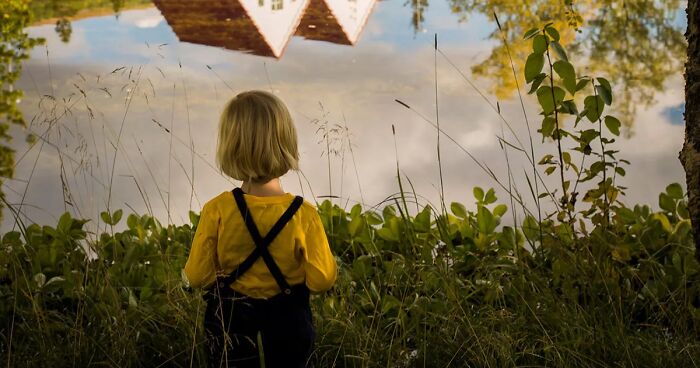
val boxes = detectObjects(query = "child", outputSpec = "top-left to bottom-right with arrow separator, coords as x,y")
184,90 -> 337,368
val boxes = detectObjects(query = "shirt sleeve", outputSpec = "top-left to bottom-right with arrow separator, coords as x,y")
184,202 -> 219,288
302,211 -> 337,292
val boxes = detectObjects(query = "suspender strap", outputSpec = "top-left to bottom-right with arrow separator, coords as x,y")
217,187 -> 303,295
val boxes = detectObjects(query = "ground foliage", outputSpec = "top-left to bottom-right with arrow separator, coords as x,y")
0,19 -> 699,368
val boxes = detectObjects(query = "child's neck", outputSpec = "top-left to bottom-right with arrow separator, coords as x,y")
241,178 -> 286,197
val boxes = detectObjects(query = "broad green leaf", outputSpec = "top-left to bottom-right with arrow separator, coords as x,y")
553,60 -> 576,94
112,209 -> 123,225
525,53 -> 545,83
550,41 -> 568,61
528,73 -> 547,94
545,166 -> 556,175
584,95 -> 605,122
348,216 -> 364,237
659,193 -> 675,213
350,204 -> 362,218
477,206 -> 496,234
616,207 -> 636,224
540,117 -> 556,137
536,86 -> 565,115
366,211 -> 383,225
523,27 -> 540,40
604,115 -> 621,136
575,78 -> 590,92
532,35 -> 547,54
545,26 -> 560,41
615,166 -> 626,176
596,77 -> 613,105
58,212 -> 72,233
377,227 -> 399,242
451,202 -> 468,219
484,189 -> 497,204
493,204 -> 507,217
100,211 -> 112,225
473,187 -> 485,202
666,183 -> 684,199
562,151 -> 572,165
560,100 -> 578,115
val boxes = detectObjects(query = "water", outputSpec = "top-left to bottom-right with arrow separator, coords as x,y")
5,0 -> 687,230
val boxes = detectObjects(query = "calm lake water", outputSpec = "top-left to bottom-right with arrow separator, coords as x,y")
6,0 -> 688,230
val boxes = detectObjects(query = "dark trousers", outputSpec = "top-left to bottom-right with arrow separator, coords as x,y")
203,285 -> 315,368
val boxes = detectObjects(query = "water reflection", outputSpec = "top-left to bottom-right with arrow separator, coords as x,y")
7,1 -> 687,231
446,0 -> 686,130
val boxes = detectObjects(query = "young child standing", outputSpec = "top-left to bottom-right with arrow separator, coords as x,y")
184,90 -> 337,368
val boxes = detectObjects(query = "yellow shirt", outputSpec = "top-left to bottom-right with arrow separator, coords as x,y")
184,190 -> 337,299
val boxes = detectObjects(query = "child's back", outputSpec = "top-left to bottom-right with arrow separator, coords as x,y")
183,90 -> 337,368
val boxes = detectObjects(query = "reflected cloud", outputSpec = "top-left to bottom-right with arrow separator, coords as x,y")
118,10 -> 165,28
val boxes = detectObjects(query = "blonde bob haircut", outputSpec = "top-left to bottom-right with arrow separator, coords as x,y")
216,90 -> 299,183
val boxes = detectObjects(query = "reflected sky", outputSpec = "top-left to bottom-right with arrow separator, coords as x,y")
5,1 -> 687,231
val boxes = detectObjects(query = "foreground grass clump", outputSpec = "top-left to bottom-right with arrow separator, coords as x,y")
0,184 -> 699,367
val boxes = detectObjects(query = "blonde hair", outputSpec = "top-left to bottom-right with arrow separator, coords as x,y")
216,90 -> 299,182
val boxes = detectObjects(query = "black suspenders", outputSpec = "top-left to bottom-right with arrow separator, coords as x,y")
216,187 -> 304,296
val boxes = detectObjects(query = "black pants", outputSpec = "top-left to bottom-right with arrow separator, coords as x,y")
203,284 -> 315,368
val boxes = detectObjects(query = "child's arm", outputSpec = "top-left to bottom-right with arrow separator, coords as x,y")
302,212 -> 338,292
184,202 -> 220,288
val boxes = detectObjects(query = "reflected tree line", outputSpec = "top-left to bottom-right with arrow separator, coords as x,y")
29,0 -> 152,42
441,0 -> 685,130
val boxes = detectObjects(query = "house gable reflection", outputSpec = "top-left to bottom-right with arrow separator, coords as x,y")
153,0 -> 376,58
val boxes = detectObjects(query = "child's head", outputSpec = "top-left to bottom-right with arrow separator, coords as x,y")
216,90 -> 299,183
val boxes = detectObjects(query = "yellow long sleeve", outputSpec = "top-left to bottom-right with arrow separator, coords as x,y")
184,191 -> 337,299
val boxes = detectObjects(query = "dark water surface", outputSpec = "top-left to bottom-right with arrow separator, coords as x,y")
7,0 -> 687,230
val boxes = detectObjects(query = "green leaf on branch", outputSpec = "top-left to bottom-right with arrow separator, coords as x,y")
533,35 -> 547,54
576,78 -> 590,92
596,77 -> 613,105
584,95 -> 605,122
545,26 -> 560,42
523,27 -> 540,40
537,86 -> 565,115
560,100 -> 578,115
553,60 -> 576,94
604,115 -> 621,136
525,53 -> 545,83
540,117 -> 556,138
528,73 -> 547,94
550,41 -> 568,62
